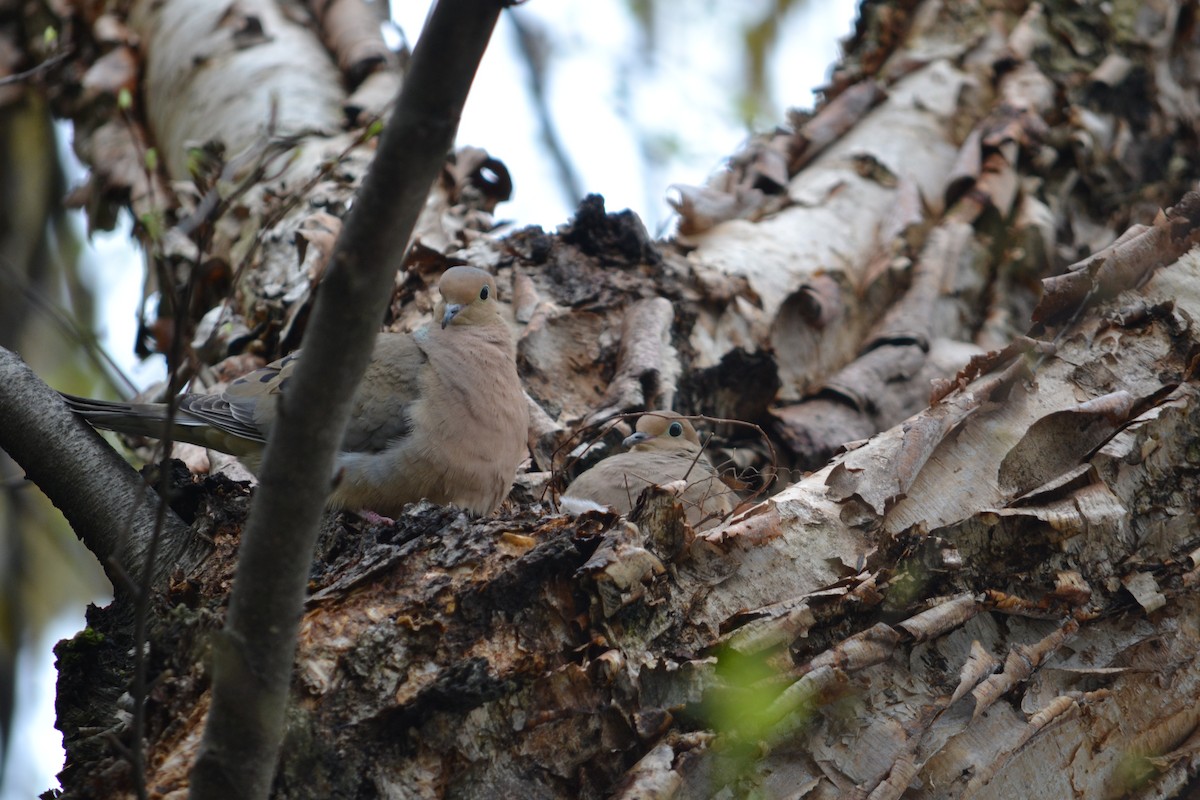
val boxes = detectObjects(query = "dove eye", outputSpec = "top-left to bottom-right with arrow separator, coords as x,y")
479,284 -> 490,301
668,421 -> 683,437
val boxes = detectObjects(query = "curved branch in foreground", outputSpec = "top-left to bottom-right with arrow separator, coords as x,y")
188,1 -> 506,799
0,347 -> 202,590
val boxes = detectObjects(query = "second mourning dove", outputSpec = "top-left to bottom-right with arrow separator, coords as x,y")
562,411 -> 736,530
66,266 -> 529,516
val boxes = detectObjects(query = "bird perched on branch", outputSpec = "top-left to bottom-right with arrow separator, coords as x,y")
561,411 -> 736,530
66,266 -> 529,517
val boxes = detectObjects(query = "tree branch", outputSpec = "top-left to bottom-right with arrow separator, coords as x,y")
0,347 -> 203,591
187,1 -> 505,798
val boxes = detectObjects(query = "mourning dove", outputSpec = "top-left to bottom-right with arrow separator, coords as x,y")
65,266 -> 529,516
562,411 -> 736,530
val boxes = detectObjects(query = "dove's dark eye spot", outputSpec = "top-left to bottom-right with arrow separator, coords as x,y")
479,284 -> 490,301
668,421 -> 683,437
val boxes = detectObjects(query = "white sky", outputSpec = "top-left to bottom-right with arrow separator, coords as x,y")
395,1 -> 859,231
3,2 -> 859,796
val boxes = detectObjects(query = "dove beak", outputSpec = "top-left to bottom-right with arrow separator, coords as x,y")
622,431 -> 650,448
441,303 -> 463,329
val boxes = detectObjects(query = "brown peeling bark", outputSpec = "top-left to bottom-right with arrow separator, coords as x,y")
1035,191 -> 1200,327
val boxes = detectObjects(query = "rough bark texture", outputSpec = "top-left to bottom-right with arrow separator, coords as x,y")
4,0 -> 1200,798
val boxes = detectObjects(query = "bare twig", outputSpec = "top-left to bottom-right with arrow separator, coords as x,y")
0,260 -> 138,396
0,48 -> 73,88
188,2 -> 506,798
128,231 -> 201,800
194,113 -> 388,357
546,412 -> 779,527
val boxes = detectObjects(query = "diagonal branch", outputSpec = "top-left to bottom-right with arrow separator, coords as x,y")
0,347 -> 203,590
187,1 -> 507,798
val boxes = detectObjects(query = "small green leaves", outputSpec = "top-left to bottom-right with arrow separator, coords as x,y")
139,210 -> 164,242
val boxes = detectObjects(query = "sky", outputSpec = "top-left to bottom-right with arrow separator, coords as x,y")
1,1 -> 858,796
394,1 -> 860,232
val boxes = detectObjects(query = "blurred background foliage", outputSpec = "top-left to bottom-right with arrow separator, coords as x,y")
0,90 -> 114,797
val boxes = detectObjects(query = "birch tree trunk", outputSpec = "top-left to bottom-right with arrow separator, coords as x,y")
5,0 -> 1200,798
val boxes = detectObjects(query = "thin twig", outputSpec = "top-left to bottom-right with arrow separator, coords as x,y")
0,49 -> 73,88
0,259 -> 139,396
118,92 -> 200,800
546,412 -> 779,526
195,110 -> 390,357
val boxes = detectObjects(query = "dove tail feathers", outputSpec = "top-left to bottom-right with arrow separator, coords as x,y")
62,393 -> 177,439
61,392 -> 264,463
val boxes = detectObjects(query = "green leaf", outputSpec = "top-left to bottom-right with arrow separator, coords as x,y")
139,210 -> 164,241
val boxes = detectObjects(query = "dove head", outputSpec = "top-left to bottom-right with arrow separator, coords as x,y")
622,411 -> 702,451
438,266 -> 500,329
